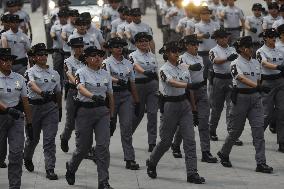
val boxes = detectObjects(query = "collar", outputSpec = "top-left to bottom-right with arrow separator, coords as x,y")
110,55 -> 125,64
86,66 -> 101,74
166,61 -> 179,68
0,70 -> 14,79
185,52 -> 198,59
70,55 -> 81,63
34,64 -> 50,73
217,44 -> 229,50
263,44 -> 275,51
137,49 -> 149,56
8,29 -> 20,35
238,55 -> 251,64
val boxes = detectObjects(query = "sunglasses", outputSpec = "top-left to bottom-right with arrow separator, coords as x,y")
112,44 -> 124,48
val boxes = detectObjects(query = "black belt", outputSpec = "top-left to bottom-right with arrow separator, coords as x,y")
262,73 -> 282,80
135,77 -> 157,84
225,27 -> 242,31
198,51 -> 209,56
193,80 -> 207,89
162,94 -> 187,102
113,86 -> 128,92
236,88 -> 258,94
77,101 -> 106,108
0,103 -> 23,114
214,73 -> 232,79
13,57 -> 28,66
29,98 -> 54,105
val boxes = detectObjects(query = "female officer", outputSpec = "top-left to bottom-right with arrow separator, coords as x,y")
218,36 -> 273,173
65,46 -> 114,189
23,43 -> 62,180
146,41 -> 205,184
103,37 -> 140,170
129,32 -> 159,152
0,48 -> 33,189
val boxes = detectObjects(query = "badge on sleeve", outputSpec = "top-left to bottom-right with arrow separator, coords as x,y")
101,63 -> 107,70
209,51 -> 215,63
64,62 -> 68,73
256,52 -> 262,63
160,70 -> 167,82
231,64 -> 238,78
75,74 -> 81,85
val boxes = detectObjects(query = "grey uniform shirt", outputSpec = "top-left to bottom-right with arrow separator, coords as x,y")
62,23 -> 75,52
75,67 -> 112,102
111,18 -> 124,35
209,44 -> 237,74
177,16 -> 190,35
68,31 -> 101,49
129,49 -> 158,79
276,41 -> 284,54
180,52 -> 204,83
25,65 -> 61,99
87,23 -> 105,44
101,6 -> 119,28
231,56 -> 261,88
245,15 -> 263,42
209,3 -> 221,23
222,5 -> 244,28
272,18 -> 284,28
185,18 -> 198,34
103,55 -> 135,87
256,44 -> 284,75
165,6 -> 185,30
51,23 -> 65,49
262,15 -> 281,29
1,29 -> 31,59
0,71 -> 27,107
195,20 -> 220,51
64,55 -> 85,82
159,61 -> 191,96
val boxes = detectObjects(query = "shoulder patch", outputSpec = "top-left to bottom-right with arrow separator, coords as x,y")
160,70 -> 167,82
256,52 -> 262,63
75,74 -> 81,85
129,56 -> 134,64
209,51 -> 215,63
231,64 -> 238,78
101,63 -> 107,70
64,62 -> 68,73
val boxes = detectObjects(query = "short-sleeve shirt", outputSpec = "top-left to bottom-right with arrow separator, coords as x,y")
0,71 -> 27,107
64,55 -> 85,79
272,18 -> 284,29
68,31 -> 101,49
262,15 -> 281,29
222,5 -> 244,28
111,18 -> 124,35
75,67 -> 112,102
62,23 -> 75,52
245,15 -> 263,42
87,23 -> 105,44
276,41 -> 284,54
166,6 -> 185,30
177,16 -> 190,35
50,23 -> 65,49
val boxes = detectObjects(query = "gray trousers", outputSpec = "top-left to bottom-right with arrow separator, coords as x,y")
52,52 -> 64,90
173,86 -> 211,152
150,100 -> 197,175
209,78 -> 232,132
220,93 -> 266,164
261,78 -> 284,144
0,137 -> 7,163
228,30 -> 241,46
0,114 -> 25,189
61,89 -> 77,141
24,102 -> 59,170
69,106 -> 110,182
199,54 -> 211,80
132,80 -> 158,145
113,91 -> 135,161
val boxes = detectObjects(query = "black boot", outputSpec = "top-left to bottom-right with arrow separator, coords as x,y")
210,130 -> 218,141
255,163 -> 273,174
187,173 -> 205,184
125,160 -> 140,170
146,159 -> 157,178
65,162 -> 75,185
171,144 -> 182,158
0,161 -> 7,168
60,136 -> 69,153
217,151 -> 232,168
24,159 -> 34,172
234,139 -> 243,146
46,169 -> 58,180
201,151 -> 218,163
148,144 -> 156,152
98,180 -> 114,189
278,143 -> 284,153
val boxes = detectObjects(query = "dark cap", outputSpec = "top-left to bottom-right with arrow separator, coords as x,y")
234,36 -> 253,49
58,0 -> 71,6
67,37 -> 85,47
180,34 -> 202,45
0,48 -> 17,60
104,37 -> 128,48
7,14 -> 23,22
69,9 -> 80,17
1,14 -> 10,22
212,29 -> 231,38
57,9 -> 69,17
252,3 -> 263,11
277,24 -> 284,34
130,8 -> 142,16
280,5 -> 284,12
159,41 -> 181,54
6,0 -> 18,7
259,28 -> 279,38
74,17 -> 88,26
118,6 -> 129,13
84,46 -> 105,57
134,32 -> 153,43
199,6 -> 212,14
80,12 -> 91,20
31,43 -> 55,55
268,2 -> 279,10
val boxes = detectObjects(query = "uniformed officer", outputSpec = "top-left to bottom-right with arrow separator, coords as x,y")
65,46 -> 114,189
0,48 -> 33,189
256,28 -> 284,153
185,5 -> 200,36
158,0 -> 171,43
272,5 -> 284,28
276,24 -> 284,53
209,0 -> 221,24
208,29 -> 243,146
116,8 -> 132,39
172,35 -> 218,163
111,5 -> 128,38
129,32 -> 159,152
103,37 -> 140,170
176,3 -> 194,37
217,36 -> 274,174
1,14 -> 31,76
0,14 -> 11,46
217,0 -> 228,28
263,2 -> 281,30
146,41 -> 205,184
220,0 -> 245,45
60,37 -> 85,153
49,0 -> 71,23
50,9 -> 69,90
23,43 -> 62,180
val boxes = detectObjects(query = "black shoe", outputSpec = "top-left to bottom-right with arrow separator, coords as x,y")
187,173 -> 205,184
234,139 -> 243,146
125,160 -> 140,170
217,151 -> 232,168
24,159 -> 34,172
255,164 -> 273,174
201,151 -> 218,163
148,144 -> 156,152
171,144 -> 182,158
278,143 -> 284,153
269,123 -> 276,134
60,136 -> 69,153
65,162 -> 75,185
98,180 -> 114,189
46,169 -> 58,180
0,162 -> 7,168
146,159 -> 157,179
85,147 -> 96,160
210,131 -> 218,141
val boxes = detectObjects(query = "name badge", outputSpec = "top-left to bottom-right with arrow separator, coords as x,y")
7,88 -> 11,92
44,79 -> 48,82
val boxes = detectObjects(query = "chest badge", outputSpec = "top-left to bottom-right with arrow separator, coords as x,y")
15,81 -> 20,88
44,79 -> 48,82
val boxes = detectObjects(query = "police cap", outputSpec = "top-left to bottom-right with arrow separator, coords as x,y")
58,0 -> 71,6
67,37 -> 85,47
6,0 -> 18,7
180,34 -> 202,45
199,6 -> 212,14
212,29 -> 231,38
0,48 -> 17,60
104,37 -> 128,48
267,2 -> 279,10
74,17 -> 88,26
277,24 -> 284,34
130,8 -> 142,16
57,9 -> 69,17
134,32 -> 153,43
252,3 -> 263,11
259,28 -> 279,38
159,41 -> 182,54
69,9 -> 80,17
84,46 -> 105,57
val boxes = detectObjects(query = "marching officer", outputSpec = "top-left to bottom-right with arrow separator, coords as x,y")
23,43 -> 62,180
217,36 -> 273,174
1,14 -> 31,76
208,29 -> 243,146
65,46 -> 114,189
176,3 -> 194,37
129,32 -> 159,152
256,28 -> 284,153
60,37 -> 85,153
103,37 -> 140,170
146,41 -> 205,184
111,5 -> 128,38
0,48 -> 33,189
263,2 -> 281,30
117,8 -> 132,39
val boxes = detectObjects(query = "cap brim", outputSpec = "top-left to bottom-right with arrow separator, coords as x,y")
135,35 -> 153,43
0,54 -> 17,60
